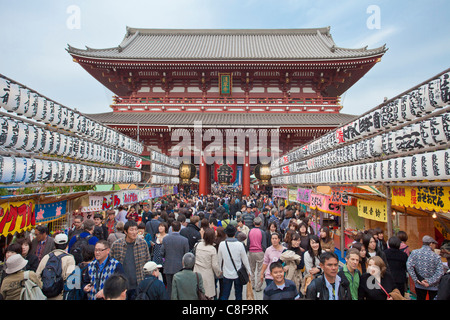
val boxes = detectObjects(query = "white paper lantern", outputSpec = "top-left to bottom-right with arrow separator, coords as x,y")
399,156 -> 412,180
0,156 -> 16,183
41,160 -> 53,182
14,157 -> 27,183
0,77 -> 11,110
15,87 -> 30,115
1,82 -> 20,112
427,79 -> 445,108
420,119 -> 436,147
14,122 -> 29,150
3,119 -> 19,148
440,72 -> 450,104
43,101 -> 55,125
35,97 -> 48,121
67,109 -> 75,131
417,84 -> 435,114
41,130 -> 53,154
400,95 -> 415,121
33,159 -> 44,182
23,92 -> 38,118
52,104 -> 62,127
23,158 -> 35,183
430,116 -> 448,145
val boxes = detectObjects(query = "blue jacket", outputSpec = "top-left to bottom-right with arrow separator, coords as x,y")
68,232 -> 99,252
136,275 -> 169,300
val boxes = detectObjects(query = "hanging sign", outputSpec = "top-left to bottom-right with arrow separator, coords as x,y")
309,193 -> 341,215
391,186 -> 450,212
273,188 -> 288,199
330,186 -> 356,206
0,200 -> 35,237
35,200 -> 67,223
297,188 -> 311,204
288,189 -> 298,202
357,199 -> 387,222
218,73 -> 232,96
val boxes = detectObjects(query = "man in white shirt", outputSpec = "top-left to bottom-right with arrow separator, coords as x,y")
218,224 -> 251,300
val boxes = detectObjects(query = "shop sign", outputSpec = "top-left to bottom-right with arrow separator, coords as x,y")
309,193 -> 341,215
391,186 -> 450,212
357,199 -> 387,222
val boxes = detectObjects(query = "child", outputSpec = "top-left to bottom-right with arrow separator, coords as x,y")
263,260 -> 301,300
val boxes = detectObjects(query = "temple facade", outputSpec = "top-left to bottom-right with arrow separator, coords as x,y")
67,27 -> 387,195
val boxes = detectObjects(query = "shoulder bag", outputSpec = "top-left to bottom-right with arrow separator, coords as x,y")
225,241 -> 249,285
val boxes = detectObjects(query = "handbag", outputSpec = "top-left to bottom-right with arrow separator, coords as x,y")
195,272 -> 211,300
225,241 -> 249,285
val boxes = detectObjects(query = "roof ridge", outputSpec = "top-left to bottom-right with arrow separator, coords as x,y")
125,26 -> 332,36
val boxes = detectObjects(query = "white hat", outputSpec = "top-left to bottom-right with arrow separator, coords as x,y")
54,233 -> 68,245
5,254 -> 28,274
143,261 -> 162,273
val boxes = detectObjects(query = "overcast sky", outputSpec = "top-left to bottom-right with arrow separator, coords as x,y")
0,0 -> 449,116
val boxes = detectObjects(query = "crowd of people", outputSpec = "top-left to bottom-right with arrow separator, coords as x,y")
0,190 -> 449,301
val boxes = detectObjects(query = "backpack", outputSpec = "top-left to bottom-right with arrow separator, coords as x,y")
41,252 -> 68,298
70,234 -> 93,264
135,278 -> 156,300
63,263 -> 89,300
20,271 -> 47,300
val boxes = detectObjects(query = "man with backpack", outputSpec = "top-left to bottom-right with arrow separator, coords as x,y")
68,219 -> 99,265
36,233 -> 76,300
135,261 -> 169,300
0,254 -> 44,300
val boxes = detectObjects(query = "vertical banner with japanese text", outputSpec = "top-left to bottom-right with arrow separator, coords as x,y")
219,73 -> 232,96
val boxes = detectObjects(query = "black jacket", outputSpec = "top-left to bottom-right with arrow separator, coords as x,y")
384,248 -> 408,284
305,274 -> 352,300
180,223 -> 201,251
436,270 -> 450,300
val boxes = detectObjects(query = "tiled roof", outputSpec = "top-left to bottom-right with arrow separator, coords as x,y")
67,27 -> 386,61
84,112 -> 357,127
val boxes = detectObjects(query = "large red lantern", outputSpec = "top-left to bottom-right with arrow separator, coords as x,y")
214,162 -> 237,185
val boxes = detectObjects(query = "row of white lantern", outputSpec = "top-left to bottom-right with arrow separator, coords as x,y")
150,174 -> 180,185
271,148 -> 450,185
0,77 -> 143,155
0,156 -> 141,184
0,116 -> 142,169
273,71 -> 450,168
272,112 -> 450,177
151,163 -> 179,176
150,150 -> 181,168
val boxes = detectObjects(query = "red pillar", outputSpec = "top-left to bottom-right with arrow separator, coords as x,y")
199,154 -> 208,196
206,165 -> 212,195
242,148 -> 250,197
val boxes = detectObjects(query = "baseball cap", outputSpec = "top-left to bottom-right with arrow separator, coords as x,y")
54,233 -> 68,245
143,261 -> 162,273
